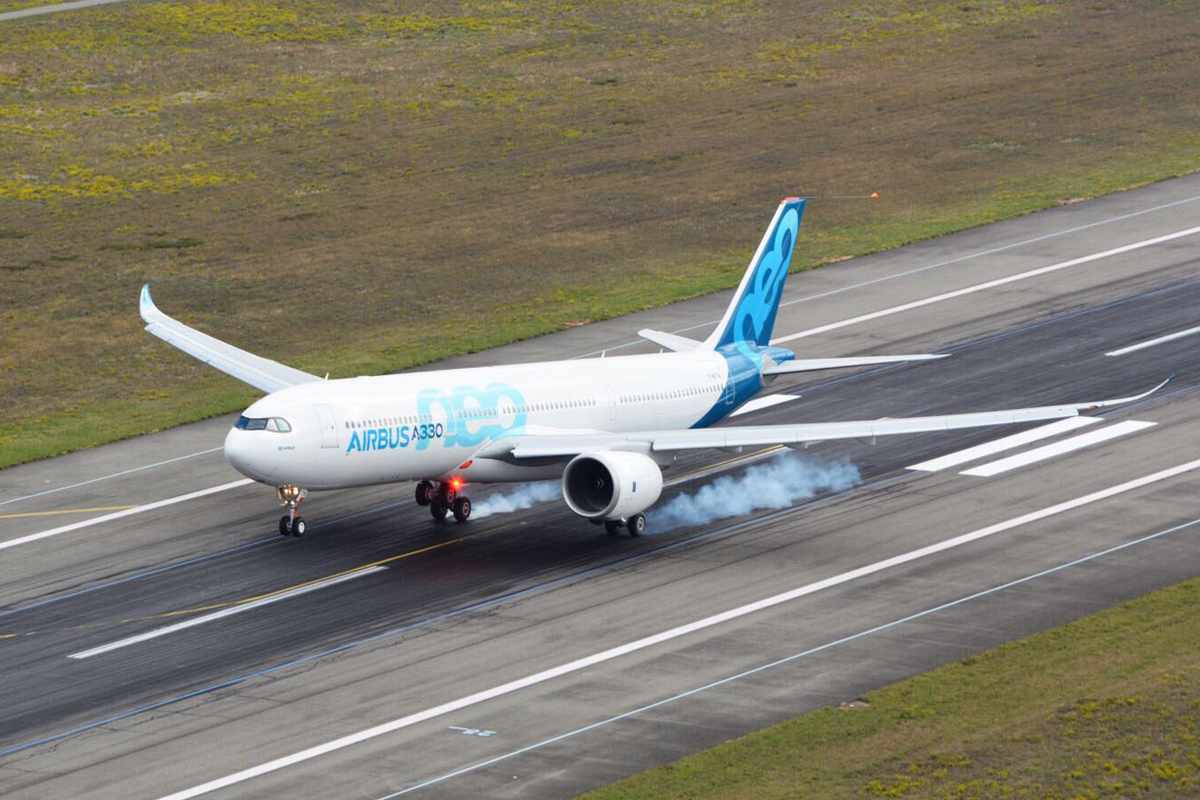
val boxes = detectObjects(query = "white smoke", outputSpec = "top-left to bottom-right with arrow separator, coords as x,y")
652,453 -> 860,532
471,481 -> 560,519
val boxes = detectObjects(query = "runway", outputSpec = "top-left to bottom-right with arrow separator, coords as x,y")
2,175 -> 1200,798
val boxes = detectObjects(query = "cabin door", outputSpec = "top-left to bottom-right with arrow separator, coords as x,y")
315,404 -> 341,449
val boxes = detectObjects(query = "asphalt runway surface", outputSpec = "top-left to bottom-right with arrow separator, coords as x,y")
3,175 -> 1200,799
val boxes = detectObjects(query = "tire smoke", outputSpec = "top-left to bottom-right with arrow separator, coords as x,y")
471,481 -> 560,519
652,452 -> 860,532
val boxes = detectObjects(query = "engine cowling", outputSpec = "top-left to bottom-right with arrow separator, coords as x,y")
561,451 -> 664,521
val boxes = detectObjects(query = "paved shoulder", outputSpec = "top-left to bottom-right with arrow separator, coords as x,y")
0,0 -> 131,23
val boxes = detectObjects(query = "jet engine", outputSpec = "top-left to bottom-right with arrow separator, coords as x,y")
561,451 -> 663,521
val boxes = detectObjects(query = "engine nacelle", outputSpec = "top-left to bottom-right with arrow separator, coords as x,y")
561,451 -> 664,521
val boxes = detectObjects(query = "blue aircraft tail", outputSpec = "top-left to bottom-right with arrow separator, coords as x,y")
704,197 -> 805,349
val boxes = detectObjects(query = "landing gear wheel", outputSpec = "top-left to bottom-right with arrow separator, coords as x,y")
415,481 -> 434,507
452,496 -> 472,523
279,516 -> 291,537
291,517 -> 307,537
604,520 -> 622,536
627,514 -> 646,537
430,500 -> 448,522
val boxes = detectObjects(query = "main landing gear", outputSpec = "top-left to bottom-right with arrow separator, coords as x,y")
416,479 -> 472,524
276,484 -> 308,537
604,513 -> 646,538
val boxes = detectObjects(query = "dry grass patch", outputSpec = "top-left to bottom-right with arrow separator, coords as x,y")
2,0 -> 1199,467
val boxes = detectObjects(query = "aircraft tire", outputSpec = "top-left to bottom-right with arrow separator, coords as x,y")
452,496 -> 472,523
292,517 -> 307,537
430,500 -> 448,522
279,516 -> 291,537
415,481 -> 433,506
604,520 -> 621,536
627,514 -> 646,537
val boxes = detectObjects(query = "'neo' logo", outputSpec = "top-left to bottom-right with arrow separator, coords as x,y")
416,383 -> 527,450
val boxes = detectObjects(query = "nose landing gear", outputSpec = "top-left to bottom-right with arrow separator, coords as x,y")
422,480 -> 471,523
276,485 -> 308,537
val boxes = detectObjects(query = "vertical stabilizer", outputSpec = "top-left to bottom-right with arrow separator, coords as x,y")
704,198 -> 805,349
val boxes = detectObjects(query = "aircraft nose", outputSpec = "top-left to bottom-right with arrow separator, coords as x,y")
224,427 -> 276,481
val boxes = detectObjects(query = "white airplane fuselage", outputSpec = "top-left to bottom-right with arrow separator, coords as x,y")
146,195 -> 1152,534
224,346 -> 766,491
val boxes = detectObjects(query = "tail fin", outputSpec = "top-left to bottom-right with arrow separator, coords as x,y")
704,197 -> 805,349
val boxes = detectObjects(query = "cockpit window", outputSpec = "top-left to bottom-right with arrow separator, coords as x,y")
235,416 -> 290,432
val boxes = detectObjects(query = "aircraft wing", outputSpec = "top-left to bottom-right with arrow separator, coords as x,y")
487,380 -> 1168,459
139,285 -> 320,394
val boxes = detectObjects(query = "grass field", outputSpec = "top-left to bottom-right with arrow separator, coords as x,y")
2,0 -> 1199,467
581,575 -> 1200,799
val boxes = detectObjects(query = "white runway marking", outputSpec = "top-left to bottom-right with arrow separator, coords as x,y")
730,394 -> 800,417
572,193 -> 1200,359
69,567 -> 388,660
906,417 -> 1102,472
153,457 -> 1200,800
0,478 -> 253,552
771,225 -> 1200,345
383,515 -> 1200,797
0,446 -> 224,509
1105,325 -> 1200,357
960,421 -> 1157,477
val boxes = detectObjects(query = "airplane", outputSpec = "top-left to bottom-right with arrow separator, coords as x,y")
139,197 -> 1163,538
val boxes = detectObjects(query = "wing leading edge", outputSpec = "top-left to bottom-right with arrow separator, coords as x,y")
493,379 -> 1169,459
140,285 -> 319,394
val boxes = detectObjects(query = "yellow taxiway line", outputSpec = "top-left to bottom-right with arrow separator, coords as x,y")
153,447 -> 789,621
0,505 -> 134,520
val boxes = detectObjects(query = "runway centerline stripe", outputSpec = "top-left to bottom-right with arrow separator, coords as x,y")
0,446 -> 223,509
69,566 -> 388,659
1105,324 -> 1200,357
771,225 -> 1200,345
906,417 -> 1102,472
572,192 -> 1200,358
153,457 -> 1200,800
961,421 -> 1157,477
0,478 -> 253,552
730,394 -> 800,417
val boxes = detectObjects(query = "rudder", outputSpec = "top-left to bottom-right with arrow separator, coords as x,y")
704,197 -> 805,349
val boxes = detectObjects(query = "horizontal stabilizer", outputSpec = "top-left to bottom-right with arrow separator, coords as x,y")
637,329 -> 703,352
140,285 -> 319,394
763,353 -> 948,375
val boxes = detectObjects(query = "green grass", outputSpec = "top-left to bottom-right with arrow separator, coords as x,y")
2,0 -> 1200,469
580,575 -> 1200,799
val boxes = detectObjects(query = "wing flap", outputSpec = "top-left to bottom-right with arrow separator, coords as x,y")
140,285 -> 319,394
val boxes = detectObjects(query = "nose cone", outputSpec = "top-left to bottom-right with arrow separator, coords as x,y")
224,428 -> 277,482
